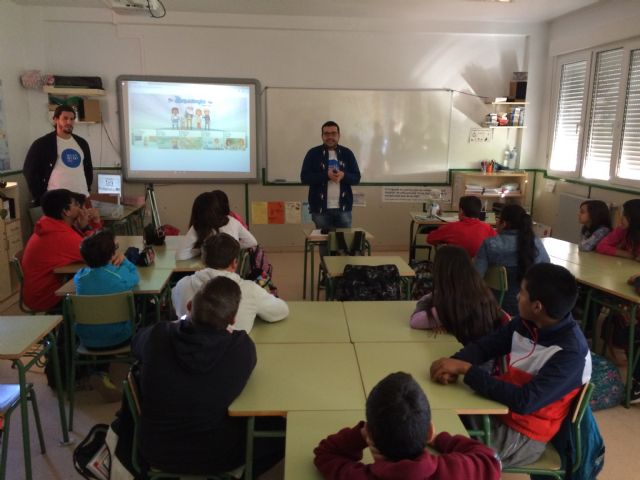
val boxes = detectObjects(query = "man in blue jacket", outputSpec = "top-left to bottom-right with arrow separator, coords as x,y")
300,121 -> 361,229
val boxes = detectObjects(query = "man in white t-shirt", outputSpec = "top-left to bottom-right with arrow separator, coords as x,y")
24,105 -> 93,205
300,121 -> 361,230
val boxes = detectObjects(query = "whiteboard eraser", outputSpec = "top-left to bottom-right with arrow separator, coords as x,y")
273,179 -> 286,183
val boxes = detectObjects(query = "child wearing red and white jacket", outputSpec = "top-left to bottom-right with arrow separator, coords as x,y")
430,263 -> 591,467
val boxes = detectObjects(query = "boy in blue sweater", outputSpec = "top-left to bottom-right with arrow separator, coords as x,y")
73,228 -> 139,400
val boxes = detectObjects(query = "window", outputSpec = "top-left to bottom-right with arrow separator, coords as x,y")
548,39 -> 640,186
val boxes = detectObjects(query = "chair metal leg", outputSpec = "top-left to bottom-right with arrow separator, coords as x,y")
68,351 -> 76,432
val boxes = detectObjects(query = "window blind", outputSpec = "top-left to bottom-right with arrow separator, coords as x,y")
583,48 -> 624,180
618,49 -> 640,180
549,60 -> 587,172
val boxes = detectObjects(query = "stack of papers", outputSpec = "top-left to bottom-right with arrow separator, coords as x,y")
465,184 -> 484,193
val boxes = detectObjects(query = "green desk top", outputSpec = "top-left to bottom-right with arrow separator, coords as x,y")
284,409 -> 468,480
344,301 -> 461,344
542,237 -> 640,303
355,342 -> 507,414
55,267 -> 173,296
323,256 -> 415,277
0,315 -> 62,359
229,343 -> 365,416
250,302 -> 350,344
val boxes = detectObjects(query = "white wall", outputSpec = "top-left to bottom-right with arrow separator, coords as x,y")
1,3 -> 548,246
532,0 -> 640,233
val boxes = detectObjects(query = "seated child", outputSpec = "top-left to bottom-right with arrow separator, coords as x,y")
430,263 -> 591,467
172,232 -> 288,332
427,195 -> 496,258
597,198 -> 640,259
474,204 -> 550,316
578,200 -> 611,251
411,245 -> 508,345
22,189 -> 100,312
133,277 -> 283,476
175,191 -> 257,260
314,372 -> 501,479
73,228 -> 139,400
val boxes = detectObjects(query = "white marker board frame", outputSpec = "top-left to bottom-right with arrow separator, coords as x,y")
265,87 -> 452,184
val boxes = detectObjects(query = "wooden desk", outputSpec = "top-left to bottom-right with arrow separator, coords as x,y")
0,315 -> 70,479
55,267 -> 173,326
321,256 -> 415,300
55,267 -> 173,296
355,342 -> 507,414
229,342 -> 366,479
409,211 -> 496,262
344,301 -> 461,344
303,228 -> 374,300
93,200 -> 145,235
284,409 -> 469,480
229,343 -> 365,416
250,301 -> 350,344
54,235 -> 194,274
542,237 -> 640,407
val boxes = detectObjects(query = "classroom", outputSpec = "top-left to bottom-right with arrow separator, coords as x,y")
1,0 -> 640,478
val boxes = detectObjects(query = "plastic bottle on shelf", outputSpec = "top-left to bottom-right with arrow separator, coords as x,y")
509,147 -> 518,169
503,146 -> 511,169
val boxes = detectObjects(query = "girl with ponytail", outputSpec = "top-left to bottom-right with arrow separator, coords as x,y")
475,204 -> 550,316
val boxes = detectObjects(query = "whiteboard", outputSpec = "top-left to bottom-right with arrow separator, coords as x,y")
265,88 -> 452,184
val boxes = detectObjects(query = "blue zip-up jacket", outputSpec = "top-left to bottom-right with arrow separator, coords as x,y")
453,313 -> 591,442
300,144 -> 361,213
474,230 -> 550,315
73,258 -> 140,348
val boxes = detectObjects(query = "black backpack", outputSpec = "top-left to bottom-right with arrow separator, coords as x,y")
335,264 -> 401,301
73,423 -> 110,479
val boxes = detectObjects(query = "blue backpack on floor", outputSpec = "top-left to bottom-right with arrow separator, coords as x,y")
589,352 -> 624,411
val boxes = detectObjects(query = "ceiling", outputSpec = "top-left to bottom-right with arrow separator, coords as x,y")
12,0 -> 606,23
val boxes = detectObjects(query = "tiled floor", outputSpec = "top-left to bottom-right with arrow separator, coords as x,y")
1,248 -> 639,478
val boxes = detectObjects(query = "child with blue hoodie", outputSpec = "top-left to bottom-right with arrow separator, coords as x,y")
73,228 -> 139,400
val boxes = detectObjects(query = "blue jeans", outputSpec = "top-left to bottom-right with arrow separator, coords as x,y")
312,209 -> 352,230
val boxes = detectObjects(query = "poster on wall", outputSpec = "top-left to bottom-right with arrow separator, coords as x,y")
0,80 -> 10,171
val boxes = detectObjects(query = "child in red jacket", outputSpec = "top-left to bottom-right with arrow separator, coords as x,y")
313,372 -> 501,479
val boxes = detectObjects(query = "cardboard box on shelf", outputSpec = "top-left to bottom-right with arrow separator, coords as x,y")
509,81 -> 527,101
81,99 -> 101,122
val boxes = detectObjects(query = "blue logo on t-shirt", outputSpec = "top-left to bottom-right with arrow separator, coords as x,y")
61,148 -> 81,168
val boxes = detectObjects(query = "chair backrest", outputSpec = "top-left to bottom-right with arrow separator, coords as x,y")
10,250 -> 33,314
122,371 -> 143,476
328,230 -> 366,256
571,382 -> 596,473
66,291 -> 136,327
483,265 -> 508,306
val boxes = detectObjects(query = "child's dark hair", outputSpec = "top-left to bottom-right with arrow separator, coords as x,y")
190,277 -> 241,330
40,188 -> 83,219
459,195 -> 482,219
188,192 -> 230,249
623,199 -> 640,256
80,229 -> 116,268
202,233 -> 240,269
432,245 -> 502,344
211,190 -> 231,216
524,263 -> 578,320
365,372 -> 431,461
580,200 -> 611,236
500,204 -> 537,281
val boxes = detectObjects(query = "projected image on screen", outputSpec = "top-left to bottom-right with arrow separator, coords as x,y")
118,76 -> 258,182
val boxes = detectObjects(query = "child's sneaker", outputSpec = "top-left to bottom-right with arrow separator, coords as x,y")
89,373 -> 121,403
630,380 -> 640,405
